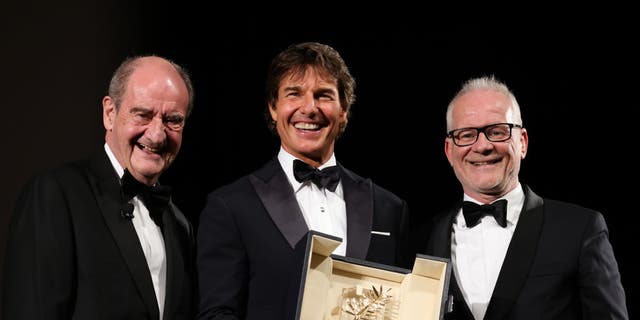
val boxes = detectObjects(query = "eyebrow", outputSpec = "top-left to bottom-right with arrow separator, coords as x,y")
128,106 -> 184,116
128,106 -> 152,113
314,87 -> 337,96
282,86 -> 337,95
282,85 -> 302,92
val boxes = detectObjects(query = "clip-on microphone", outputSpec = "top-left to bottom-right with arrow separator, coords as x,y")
121,202 -> 134,220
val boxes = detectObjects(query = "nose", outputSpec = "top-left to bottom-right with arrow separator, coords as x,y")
299,93 -> 318,114
146,116 -> 167,142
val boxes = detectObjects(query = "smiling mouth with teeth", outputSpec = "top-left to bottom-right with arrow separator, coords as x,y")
137,142 -> 161,153
471,159 -> 501,165
294,122 -> 321,130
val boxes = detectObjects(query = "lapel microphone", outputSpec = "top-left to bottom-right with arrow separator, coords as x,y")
121,202 -> 134,220
120,171 -> 135,220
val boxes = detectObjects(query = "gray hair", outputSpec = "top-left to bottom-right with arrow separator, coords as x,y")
446,75 -> 522,131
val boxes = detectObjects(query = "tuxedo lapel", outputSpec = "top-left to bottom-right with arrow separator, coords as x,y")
250,158 -> 308,249
484,185 -> 544,320
341,165 -> 373,260
162,203 -> 186,318
87,150 -> 160,319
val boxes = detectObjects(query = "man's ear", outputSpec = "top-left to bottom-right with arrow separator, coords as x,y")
103,96 -> 116,131
268,103 -> 277,122
520,128 -> 529,159
444,137 -> 454,167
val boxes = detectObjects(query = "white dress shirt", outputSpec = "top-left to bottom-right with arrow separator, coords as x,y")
278,148 -> 347,255
105,144 -> 166,319
451,184 -> 524,320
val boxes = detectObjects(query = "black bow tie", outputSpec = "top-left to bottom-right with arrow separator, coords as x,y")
462,199 -> 508,228
293,159 -> 340,192
120,169 -> 171,227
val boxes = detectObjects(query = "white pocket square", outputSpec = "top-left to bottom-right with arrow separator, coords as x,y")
371,231 -> 391,236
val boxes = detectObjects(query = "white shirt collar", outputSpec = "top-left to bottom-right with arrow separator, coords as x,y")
104,143 -> 125,179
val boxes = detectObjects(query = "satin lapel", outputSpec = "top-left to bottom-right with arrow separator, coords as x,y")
485,185 -> 544,320
250,159 -> 308,249
87,150 -> 160,319
341,166 -> 373,260
161,203 -> 185,319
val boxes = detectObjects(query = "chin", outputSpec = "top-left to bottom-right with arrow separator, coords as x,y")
132,162 -> 165,176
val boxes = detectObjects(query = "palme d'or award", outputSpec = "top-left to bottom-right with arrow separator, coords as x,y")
339,284 -> 398,320
296,232 -> 452,320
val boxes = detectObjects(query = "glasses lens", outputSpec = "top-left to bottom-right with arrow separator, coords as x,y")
485,124 -> 511,142
453,128 -> 478,146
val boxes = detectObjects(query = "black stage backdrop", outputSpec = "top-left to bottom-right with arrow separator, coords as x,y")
1,2 -> 636,318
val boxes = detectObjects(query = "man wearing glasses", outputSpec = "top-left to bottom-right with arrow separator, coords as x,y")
422,76 -> 628,319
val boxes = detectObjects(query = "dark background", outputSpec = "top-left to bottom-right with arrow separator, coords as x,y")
1,2 -> 636,318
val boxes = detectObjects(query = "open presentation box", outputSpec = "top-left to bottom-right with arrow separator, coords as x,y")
295,231 -> 452,320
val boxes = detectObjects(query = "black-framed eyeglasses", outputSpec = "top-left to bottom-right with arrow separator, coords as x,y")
447,123 -> 523,147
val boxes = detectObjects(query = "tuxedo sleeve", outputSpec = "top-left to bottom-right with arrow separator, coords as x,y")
196,192 -> 245,320
579,212 -> 628,319
2,173 -> 75,319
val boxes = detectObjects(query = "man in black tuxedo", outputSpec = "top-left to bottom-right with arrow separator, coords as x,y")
196,42 -> 410,320
2,55 -> 196,319
423,76 -> 628,319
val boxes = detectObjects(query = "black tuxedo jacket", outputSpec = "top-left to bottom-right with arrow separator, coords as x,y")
2,148 -> 196,319
424,184 -> 627,319
196,158 -> 410,320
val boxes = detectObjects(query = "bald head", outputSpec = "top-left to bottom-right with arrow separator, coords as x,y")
108,55 -> 194,117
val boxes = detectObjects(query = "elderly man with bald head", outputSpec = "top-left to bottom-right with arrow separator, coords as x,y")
3,55 -> 197,319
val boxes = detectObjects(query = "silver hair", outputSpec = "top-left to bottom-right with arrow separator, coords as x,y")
445,75 -> 522,131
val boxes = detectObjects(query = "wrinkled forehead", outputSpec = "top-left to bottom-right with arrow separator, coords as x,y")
124,64 -> 188,105
128,60 -> 184,89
